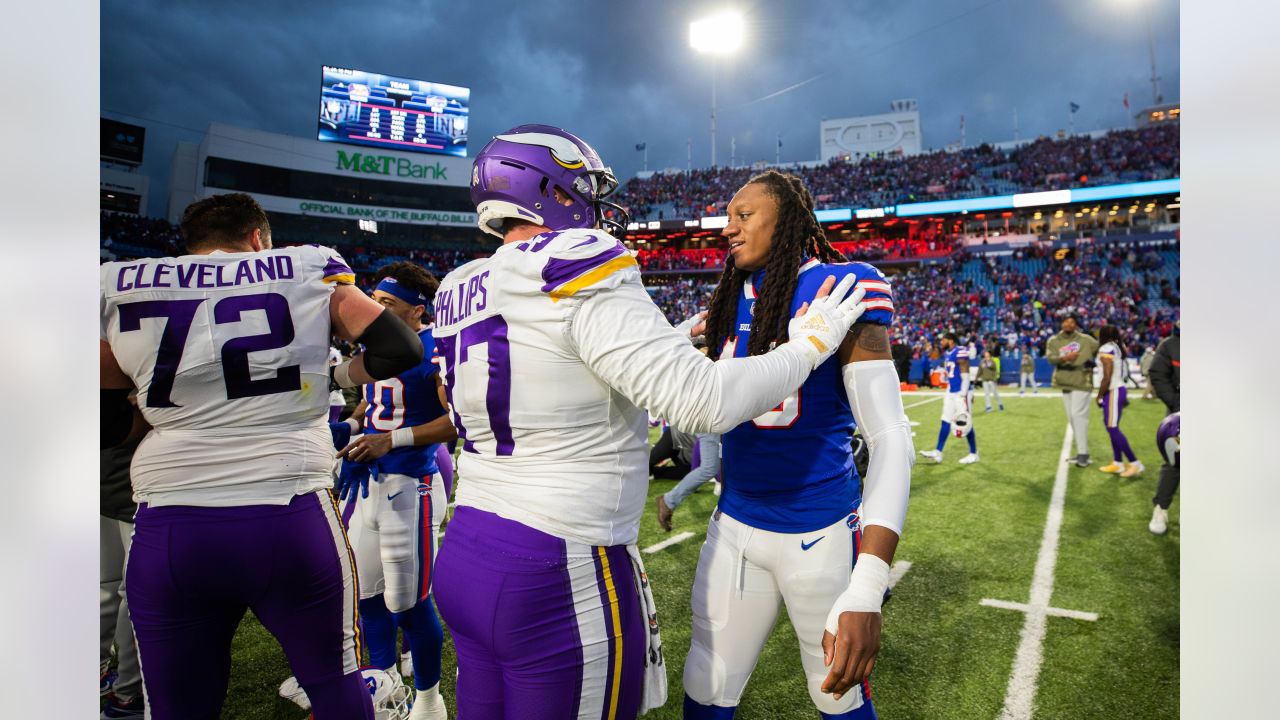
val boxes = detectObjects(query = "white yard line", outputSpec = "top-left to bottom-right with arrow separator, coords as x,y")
888,560 -> 912,589
903,396 -> 943,410
995,422 -> 1077,720
643,531 -> 696,554
980,598 -> 1097,623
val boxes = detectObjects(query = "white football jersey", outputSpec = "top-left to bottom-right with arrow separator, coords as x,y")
433,229 -> 717,546
100,245 -> 356,507
1097,341 -> 1124,392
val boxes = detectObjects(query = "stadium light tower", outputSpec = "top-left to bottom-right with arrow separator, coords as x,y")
689,10 -> 744,167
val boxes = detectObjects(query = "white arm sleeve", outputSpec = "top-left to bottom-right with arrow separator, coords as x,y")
843,359 -> 913,535
566,277 -> 812,434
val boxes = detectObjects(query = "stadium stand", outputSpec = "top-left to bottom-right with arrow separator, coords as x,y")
615,124 -> 1179,220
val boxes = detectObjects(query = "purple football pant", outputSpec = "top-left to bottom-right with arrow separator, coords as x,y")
435,506 -> 644,720
1101,386 -> 1137,462
126,490 -> 373,720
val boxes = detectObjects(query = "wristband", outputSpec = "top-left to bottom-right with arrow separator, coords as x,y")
345,417 -> 361,434
390,427 -> 415,449
333,361 -> 356,389
824,554 -> 891,634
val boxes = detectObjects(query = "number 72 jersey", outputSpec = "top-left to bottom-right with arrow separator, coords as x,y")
100,245 -> 352,431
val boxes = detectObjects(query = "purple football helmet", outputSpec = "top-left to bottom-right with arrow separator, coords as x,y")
470,124 -> 630,239
1156,411 -> 1180,466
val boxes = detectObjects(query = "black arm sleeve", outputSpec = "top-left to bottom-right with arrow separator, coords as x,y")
101,388 -> 134,449
358,309 -> 424,380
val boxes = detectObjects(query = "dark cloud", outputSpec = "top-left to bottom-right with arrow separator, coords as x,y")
103,0 -> 1179,212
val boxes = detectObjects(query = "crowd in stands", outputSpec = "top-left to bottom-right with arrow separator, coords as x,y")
637,240 -> 1179,362
891,241 -> 1179,361
102,203 -> 1178,364
634,235 -> 954,272
100,213 -> 184,260
615,124 -> 1180,220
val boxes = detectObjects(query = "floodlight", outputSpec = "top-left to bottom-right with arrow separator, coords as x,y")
689,11 -> 744,55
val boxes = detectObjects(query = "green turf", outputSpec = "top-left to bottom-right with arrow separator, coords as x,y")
216,389 -> 1178,719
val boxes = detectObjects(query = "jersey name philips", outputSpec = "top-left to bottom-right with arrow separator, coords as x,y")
434,270 -> 491,327
112,256 -> 296,291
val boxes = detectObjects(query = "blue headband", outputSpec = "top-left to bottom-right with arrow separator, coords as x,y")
375,277 -> 428,307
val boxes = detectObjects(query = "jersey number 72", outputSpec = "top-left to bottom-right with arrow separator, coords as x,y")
117,293 -> 299,407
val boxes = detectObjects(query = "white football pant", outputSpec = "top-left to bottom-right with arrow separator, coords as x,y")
346,472 -> 446,612
1060,389 -> 1092,456
684,510 -> 870,715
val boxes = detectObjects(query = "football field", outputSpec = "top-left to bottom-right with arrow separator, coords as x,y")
220,389 -> 1179,719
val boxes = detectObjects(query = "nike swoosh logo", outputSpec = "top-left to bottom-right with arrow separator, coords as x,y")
387,491 -> 403,501
801,536 -> 825,551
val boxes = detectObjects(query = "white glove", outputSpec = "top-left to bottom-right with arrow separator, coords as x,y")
675,310 -> 708,342
785,275 -> 867,369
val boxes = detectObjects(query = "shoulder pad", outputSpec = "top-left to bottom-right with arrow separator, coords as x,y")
522,229 -> 637,301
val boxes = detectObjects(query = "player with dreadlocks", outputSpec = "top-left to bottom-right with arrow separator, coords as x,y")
680,170 -> 913,719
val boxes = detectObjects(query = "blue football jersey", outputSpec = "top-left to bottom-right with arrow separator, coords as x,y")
945,346 -> 970,393
718,259 -> 895,533
363,327 -> 448,478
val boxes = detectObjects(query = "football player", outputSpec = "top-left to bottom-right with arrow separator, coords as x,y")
1095,325 -> 1142,477
100,193 -> 423,719
682,170 -> 914,719
333,262 -> 456,720
430,125 -> 869,720
920,332 -> 980,465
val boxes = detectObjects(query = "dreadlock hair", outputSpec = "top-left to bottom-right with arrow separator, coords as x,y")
704,170 -> 849,359
1097,324 -> 1124,355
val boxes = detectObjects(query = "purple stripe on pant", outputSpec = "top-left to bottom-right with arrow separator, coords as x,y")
126,490 -> 372,720
434,506 -> 644,720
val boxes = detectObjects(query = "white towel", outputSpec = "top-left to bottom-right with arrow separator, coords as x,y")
626,544 -> 668,713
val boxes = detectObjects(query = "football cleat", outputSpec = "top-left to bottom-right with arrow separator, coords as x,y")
278,675 -> 311,711
959,453 -> 980,465
1149,505 -> 1169,535
1099,462 -> 1125,474
409,684 -> 448,720
1120,461 -> 1145,478
919,449 -> 943,463
1073,454 -> 1090,468
655,495 -> 674,532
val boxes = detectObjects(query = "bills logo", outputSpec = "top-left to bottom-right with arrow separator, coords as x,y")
417,480 -> 433,496
1062,342 -> 1081,354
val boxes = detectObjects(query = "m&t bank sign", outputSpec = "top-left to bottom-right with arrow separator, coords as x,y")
336,150 -> 449,181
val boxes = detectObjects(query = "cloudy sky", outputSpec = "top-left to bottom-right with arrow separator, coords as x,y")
102,0 -> 1179,211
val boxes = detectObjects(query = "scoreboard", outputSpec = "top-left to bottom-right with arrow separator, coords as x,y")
318,65 -> 470,158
